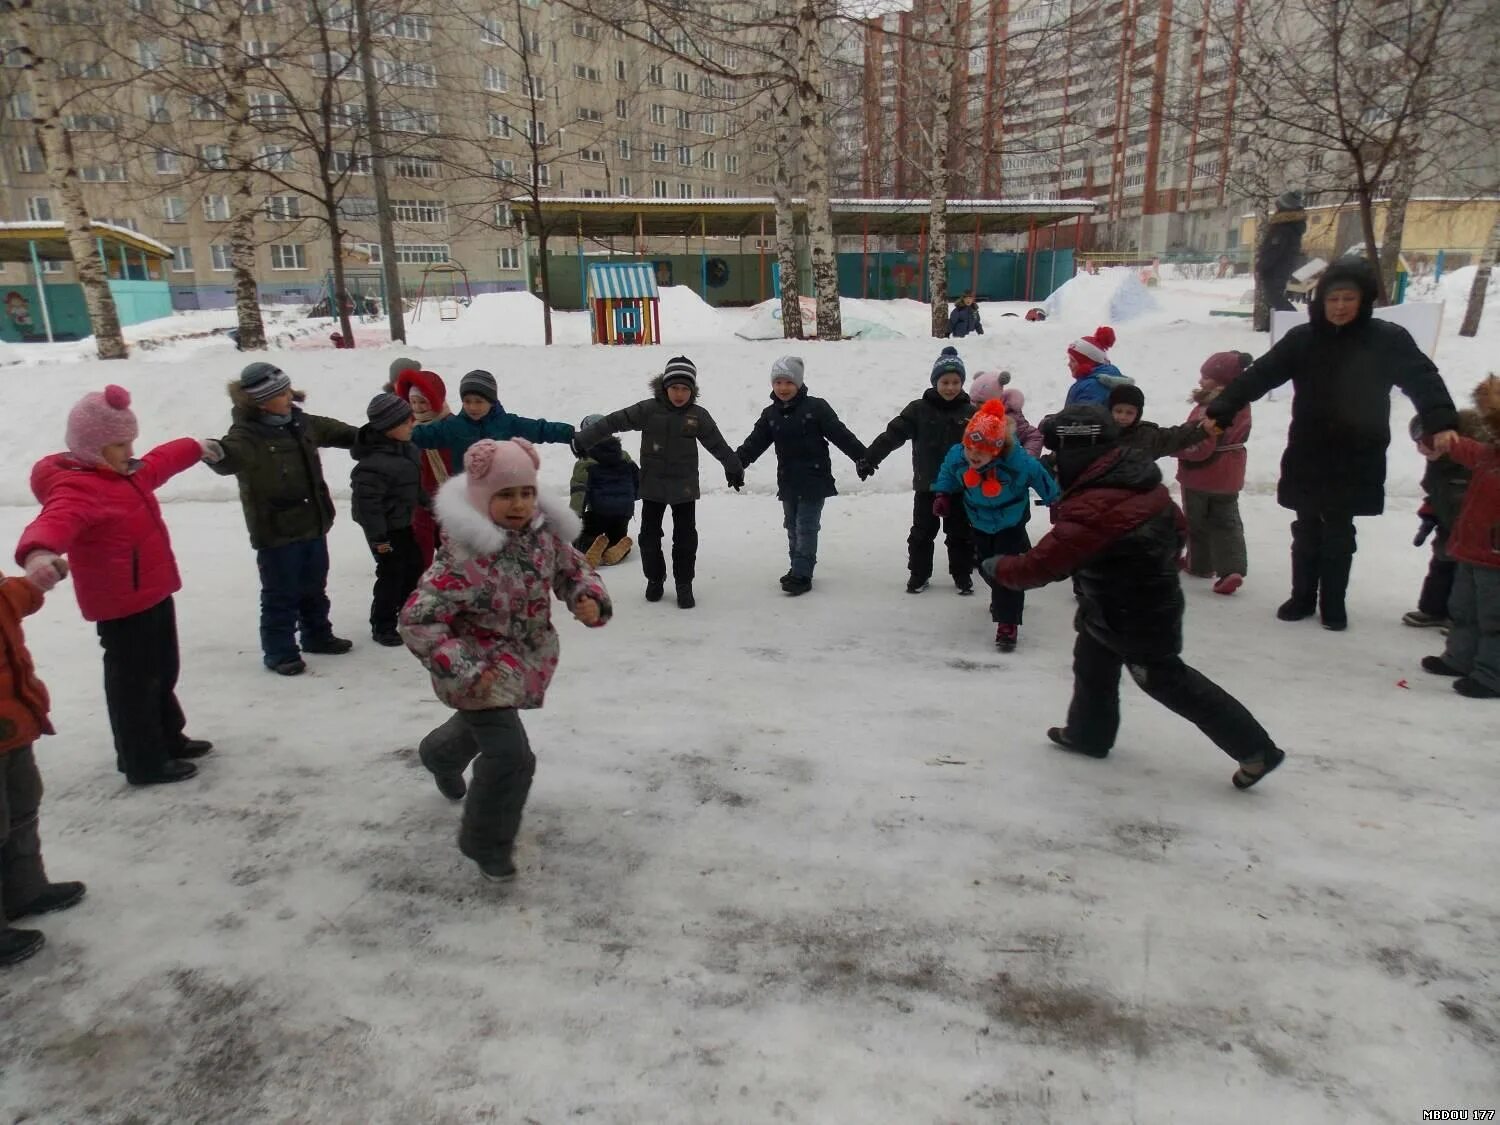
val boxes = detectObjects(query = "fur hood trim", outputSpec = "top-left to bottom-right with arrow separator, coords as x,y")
433,475 -> 582,556
1472,374 -> 1500,433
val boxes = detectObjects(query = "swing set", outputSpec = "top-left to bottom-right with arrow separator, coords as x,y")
412,261 -> 473,322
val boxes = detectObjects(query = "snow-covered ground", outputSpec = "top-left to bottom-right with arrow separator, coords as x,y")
0,272 -> 1496,1123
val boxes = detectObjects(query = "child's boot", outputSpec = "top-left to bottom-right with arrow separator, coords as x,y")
0,927 -> 44,967
303,633 -> 354,655
5,881 -> 86,923
995,624 -> 1017,652
602,537 -> 633,565
676,582 -> 695,609
584,534 -> 608,568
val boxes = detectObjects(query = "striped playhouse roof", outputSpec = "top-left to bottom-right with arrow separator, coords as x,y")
587,262 -> 659,300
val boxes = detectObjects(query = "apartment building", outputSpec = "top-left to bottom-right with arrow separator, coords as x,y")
0,0 -> 780,306
862,0 -> 1246,254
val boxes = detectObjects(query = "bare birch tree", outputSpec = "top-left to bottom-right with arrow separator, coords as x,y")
1459,210 -> 1500,338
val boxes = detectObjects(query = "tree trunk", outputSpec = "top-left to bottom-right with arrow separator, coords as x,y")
223,11 -> 267,351
927,0 -> 957,339
325,191 -> 355,344
14,2 -> 127,359
1459,209 -> 1500,338
354,0 -> 405,343
1251,200 -> 1273,332
1377,147 -> 1416,303
1355,186 -> 1389,305
797,0 -> 841,341
536,220 -> 554,346
770,75 -> 803,340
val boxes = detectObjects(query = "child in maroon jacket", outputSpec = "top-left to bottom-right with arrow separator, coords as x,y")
16,386 -> 213,786
1422,375 -> 1500,699
1177,351 -> 1254,594
985,404 -> 1286,788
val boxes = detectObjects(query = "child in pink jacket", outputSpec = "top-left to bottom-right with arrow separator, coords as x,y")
16,386 -> 213,786
400,438 -> 611,882
1176,352 -> 1253,594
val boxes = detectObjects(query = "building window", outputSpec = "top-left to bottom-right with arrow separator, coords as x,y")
61,58 -> 110,79
488,113 -> 511,138
394,243 -> 449,264
385,14 -> 430,41
374,58 -> 436,87
571,19 -> 599,39
701,115 -> 717,135
154,149 -> 181,174
480,18 -> 504,44
675,108 -> 691,129
484,65 -> 507,92
197,145 -> 229,171
332,151 -> 372,175
726,154 -> 739,174
7,93 -> 35,119
15,144 -> 44,172
79,163 -> 127,182
210,244 -> 233,271
677,146 -> 691,166
391,155 -> 437,178
498,246 -> 520,271
244,40 -> 282,66
257,145 -> 293,171
190,96 -> 225,121
265,194 -> 300,220
270,243 -> 306,270
702,150 -> 716,170
243,0 -> 275,13
162,196 -> 187,222
532,163 -> 550,187
183,40 -> 220,67
617,176 -> 631,194
147,94 -> 171,123
701,185 -> 716,199
203,195 -> 231,221
652,178 -> 668,197
492,158 -> 515,179
677,182 -> 693,198
573,63 -> 601,83
25,196 -> 54,221
171,246 -> 194,272
311,51 -> 355,78
651,142 -> 667,163
577,106 -> 603,123
615,59 -> 626,81
38,259 -> 65,274
650,103 -> 665,125
580,148 -> 604,163
248,92 -> 290,120
522,75 -> 545,99
338,196 -> 378,219
522,119 -> 548,144
381,107 -> 439,134
615,97 -> 628,120
581,188 -> 606,198
617,137 -> 632,160
647,64 -> 663,86
673,71 -> 689,92
392,198 -> 445,223
136,40 -> 163,70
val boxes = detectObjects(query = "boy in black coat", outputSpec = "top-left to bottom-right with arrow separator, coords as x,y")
351,393 -> 426,646
860,346 -> 977,594
571,413 -> 641,567
735,356 -> 867,595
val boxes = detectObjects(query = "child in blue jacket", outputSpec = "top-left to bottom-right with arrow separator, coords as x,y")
410,369 -> 574,464
933,398 -> 1059,652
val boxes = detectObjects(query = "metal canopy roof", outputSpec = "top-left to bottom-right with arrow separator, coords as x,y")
0,221 -> 174,263
522,197 -> 1098,239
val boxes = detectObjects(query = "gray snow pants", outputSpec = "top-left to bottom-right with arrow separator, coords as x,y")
419,710 -> 536,864
1442,563 -> 1500,693
0,746 -> 47,920
1182,488 -> 1248,579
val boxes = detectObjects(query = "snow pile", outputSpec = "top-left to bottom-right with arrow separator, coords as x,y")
1408,265 -> 1499,316
735,296 -> 926,341
655,285 -> 725,341
404,291 -> 593,349
1044,266 -> 1161,324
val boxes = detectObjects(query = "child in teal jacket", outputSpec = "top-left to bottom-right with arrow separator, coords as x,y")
932,399 -> 1058,652
411,369 -> 574,464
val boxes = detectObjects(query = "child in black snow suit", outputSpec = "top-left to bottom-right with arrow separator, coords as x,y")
859,346 -> 977,594
352,392 -> 427,646
735,356 -> 867,596
576,356 -> 744,609
1108,384 -> 1212,460
570,413 -> 641,567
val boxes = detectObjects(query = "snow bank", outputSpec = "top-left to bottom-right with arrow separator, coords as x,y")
735,296 -> 931,341
655,285 -> 724,341
403,291 -> 593,349
1044,266 -> 1161,324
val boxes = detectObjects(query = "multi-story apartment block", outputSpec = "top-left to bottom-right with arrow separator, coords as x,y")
0,0 -> 782,307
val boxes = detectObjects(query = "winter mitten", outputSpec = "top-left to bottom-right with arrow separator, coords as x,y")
1414,514 -> 1438,548
200,437 -> 225,464
22,551 -> 68,591
726,470 -> 745,491
855,459 -> 875,481
931,494 -> 952,518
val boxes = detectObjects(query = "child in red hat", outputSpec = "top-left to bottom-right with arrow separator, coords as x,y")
393,367 -> 455,569
931,399 -> 1059,651
1177,351 -> 1254,594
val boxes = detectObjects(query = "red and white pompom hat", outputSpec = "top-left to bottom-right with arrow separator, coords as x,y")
1067,325 -> 1117,371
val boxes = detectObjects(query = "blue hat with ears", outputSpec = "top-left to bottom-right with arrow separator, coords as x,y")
931,346 -> 966,385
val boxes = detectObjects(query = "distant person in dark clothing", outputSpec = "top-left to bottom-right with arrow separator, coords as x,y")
1256,190 -> 1308,313
948,293 -> 984,338
1207,261 -> 1459,631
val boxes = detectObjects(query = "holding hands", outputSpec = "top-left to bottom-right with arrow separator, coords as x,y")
22,551 -> 69,592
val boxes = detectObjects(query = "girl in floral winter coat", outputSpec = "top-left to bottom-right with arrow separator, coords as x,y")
400,438 -> 611,882
16,386 -> 213,787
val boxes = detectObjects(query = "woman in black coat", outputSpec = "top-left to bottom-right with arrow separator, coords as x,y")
1207,261 -> 1458,630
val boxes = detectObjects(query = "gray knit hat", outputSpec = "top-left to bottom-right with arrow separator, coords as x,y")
770,355 -> 804,388
240,361 -> 292,403
580,413 -> 606,429
459,369 -> 498,404
388,356 -> 420,381
367,391 -> 413,432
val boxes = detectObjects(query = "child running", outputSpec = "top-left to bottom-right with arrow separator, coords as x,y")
734,356 -> 867,596
577,356 -> 744,609
352,392 -> 426,646
1176,352 -> 1253,595
860,346 -> 977,594
570,414 -> 641,568
400,439 -> 612,881
932,399 -> 1058,651
18,386 -> 213,785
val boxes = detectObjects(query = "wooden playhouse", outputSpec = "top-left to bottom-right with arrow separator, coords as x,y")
587,262 -> 660,345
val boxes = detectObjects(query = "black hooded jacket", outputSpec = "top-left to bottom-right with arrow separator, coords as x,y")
1208,261 -> 1458,516
577,376 -> 742,505
865,388 -> 977,492
735,386 -> 867,501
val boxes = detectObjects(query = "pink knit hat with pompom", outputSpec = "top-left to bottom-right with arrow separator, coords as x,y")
464,438 -> 540,514
66,384 -> 139,465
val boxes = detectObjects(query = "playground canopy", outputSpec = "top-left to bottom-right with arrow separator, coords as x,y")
0,219 -> 174,266
518,197 -> 1098,239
